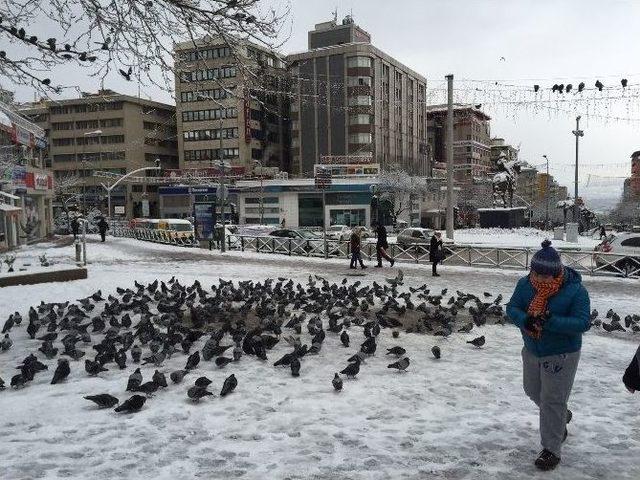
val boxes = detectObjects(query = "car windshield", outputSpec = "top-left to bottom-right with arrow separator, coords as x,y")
328,226 -> 344,231
298,230 -> 319,239
172,224 -> 193,232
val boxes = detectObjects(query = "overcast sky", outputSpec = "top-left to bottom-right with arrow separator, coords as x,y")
8,0 -> 640,206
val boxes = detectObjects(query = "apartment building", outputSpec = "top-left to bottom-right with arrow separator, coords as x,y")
427,104 -> 492,182
20,90 -> 178,218
174,36 -> 290,173
286,16 -> 429,177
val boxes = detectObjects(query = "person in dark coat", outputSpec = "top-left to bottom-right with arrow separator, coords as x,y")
349,227 -> 366,269
97,217 -> 109,242
429,231 -> 443,277
507,240 -> 591,471
599,225 -> 606,239
70,216 -> 80,240
374,224 -> 394,268
623,344 -> 640,394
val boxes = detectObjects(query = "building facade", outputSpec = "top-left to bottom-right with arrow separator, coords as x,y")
427,104 -> 492,182
0,102 -> 54,250
287,17 -> 429,177
622,150 -> 640,201
174,37 -> 290,173
20,90 -> 178,218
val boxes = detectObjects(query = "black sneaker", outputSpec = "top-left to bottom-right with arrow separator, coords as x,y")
535,449 -> 560,471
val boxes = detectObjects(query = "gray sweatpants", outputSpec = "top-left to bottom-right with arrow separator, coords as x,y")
522,347 -> 581,457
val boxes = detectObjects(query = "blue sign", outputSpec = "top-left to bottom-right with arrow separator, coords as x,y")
193,202 -> 215,239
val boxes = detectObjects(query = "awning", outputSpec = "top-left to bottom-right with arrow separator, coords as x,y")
0,191 -> 20,200
0,203 -> 21,212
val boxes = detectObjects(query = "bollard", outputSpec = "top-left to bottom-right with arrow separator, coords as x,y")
75,240 -> 82,263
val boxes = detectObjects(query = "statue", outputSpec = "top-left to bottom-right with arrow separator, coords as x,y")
492,152 -> 523,208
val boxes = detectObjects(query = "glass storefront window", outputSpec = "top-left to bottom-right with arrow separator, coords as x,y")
298,195 -> 323,227
329,208 -> 366,227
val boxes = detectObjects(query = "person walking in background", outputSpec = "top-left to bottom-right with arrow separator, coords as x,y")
70,216 -> 79,240
623,343 -> 640,394
349,227 -> 367,270
599,225 -> 607,239
374,223 -> 394,268
429,231 -> 444,277
506,240 -> 590,471
97,217 -> 109,242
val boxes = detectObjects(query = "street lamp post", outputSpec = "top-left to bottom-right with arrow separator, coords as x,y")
82,130 -> 102,214
572,116 -> 584,224
253,160 -> 264,224
543,155 -> 550,230
100,161 -> 161,223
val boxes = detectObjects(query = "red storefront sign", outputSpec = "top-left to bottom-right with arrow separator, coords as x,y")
25,172 -> 51,190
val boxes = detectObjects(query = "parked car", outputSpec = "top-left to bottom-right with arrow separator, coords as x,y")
396,228 -> 435,248
268,229 -> 322,252
594,232 -> 640,276
326,225 -> 351,241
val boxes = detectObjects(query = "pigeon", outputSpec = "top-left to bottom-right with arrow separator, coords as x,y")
386,346 -> 406,357
85,359 -> 108,376
220,374 -> 237,397
84,394 -> 119,408
131,345 -> 142,363
458,323 -> 473,333
142,352 -> 165,367
114,349 -> 127,369
340,357 -> 361,378
114,394 -> 146,413
51,359 -> 70,384
388,357 -> 410,372
340,330 -> 349,347
11,373 -> 26,388
119,66 -> 133,81
290,357 -> 301,377
273,352 -> 295,367
185,351 -> 200,370
152,370 -> 168,388
215,356 -> 233,368
392,331 -> 399,338
127,368 -> 143,391
1,333 -> 12,351
187,386 -> 213,402
467,336 -> 486,348
195,376 -> 212,388
170,369 -> 188,384
232,345 -> 242,361
332,373 -> 343,391
431,345 -> 441,359
2,315 -> 14,333
137,381 -> 159,396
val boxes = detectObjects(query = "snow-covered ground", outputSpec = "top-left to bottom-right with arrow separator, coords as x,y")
1,237 -> 638,480
449,228 -> 601,250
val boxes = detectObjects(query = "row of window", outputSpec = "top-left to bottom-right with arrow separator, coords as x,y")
145,153 -> 178,163
349,133 -> 372,144
349,114 -> 372,125
180,67 -> 237,83
51,102 -> 124,115
348,95 -> 372,106
52,151 -> 126,162
179,45 -> 231,62
52,135 -> 125,146
183,148 -> 240,161
183,127 -> 239,142
245,197 -> 279,204
245,207 -> 280,215
181,107 -> 238,122
51,118 -> 123,130
179,88 -> 231,103
347,56 -> 372,68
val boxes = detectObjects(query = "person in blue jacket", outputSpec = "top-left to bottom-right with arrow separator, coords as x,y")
506,239 -> 590,471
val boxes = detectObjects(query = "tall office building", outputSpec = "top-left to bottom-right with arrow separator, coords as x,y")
21,90 -> 178,218
286,16 -> 429,177
174,36 -> 290,173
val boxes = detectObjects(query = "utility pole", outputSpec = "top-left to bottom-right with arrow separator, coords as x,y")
445,74 -> 454,240
572,116 -> 584,224
543,155 -> 549,230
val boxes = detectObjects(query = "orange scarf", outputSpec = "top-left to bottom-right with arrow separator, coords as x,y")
528,270 -> 564,318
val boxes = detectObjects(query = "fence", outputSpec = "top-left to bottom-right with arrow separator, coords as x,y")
110,222 -> 198,248
110,226 -> 640,279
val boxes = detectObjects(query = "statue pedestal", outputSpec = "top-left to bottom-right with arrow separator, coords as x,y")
477,207 -> 527,228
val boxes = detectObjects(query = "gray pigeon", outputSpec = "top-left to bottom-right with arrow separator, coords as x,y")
388,357 -> 410,372
127,368 -> 143,391
85,393 -> 119,408
170,369 -> 188,384
332,373 -> 343,391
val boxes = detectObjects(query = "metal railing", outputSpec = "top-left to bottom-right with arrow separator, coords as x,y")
110,227 -> 640,279
110,222 -> 198,248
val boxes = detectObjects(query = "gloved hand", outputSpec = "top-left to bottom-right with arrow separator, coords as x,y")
524,315 -> 543,339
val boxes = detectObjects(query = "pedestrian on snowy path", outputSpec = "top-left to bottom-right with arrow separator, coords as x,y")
506,239 -> 590,471
349,227 -> 367,270
429,231 -> 443,277
71,216 -> 80,240
599,225 -> 606,239
623,344 -> 640,394
374,224 -> 394,268
97,217 -> 109,242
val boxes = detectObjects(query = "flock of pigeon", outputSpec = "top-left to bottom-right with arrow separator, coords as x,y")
0,270 -> 636,408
